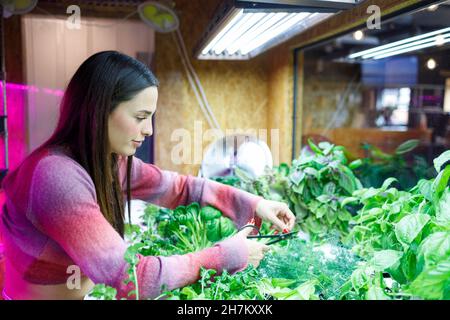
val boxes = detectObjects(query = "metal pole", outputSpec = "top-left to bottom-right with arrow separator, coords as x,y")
0,4 -> 8,171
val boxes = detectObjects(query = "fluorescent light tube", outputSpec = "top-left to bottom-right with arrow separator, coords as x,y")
240,13 -> 294,54
348,27 -> 450,59
362,32 -> 450,59
213,13 -> 256,54
227,13 -> 276,55
241,12 -> 311,55
373,37 -> 450,59
201,9 -> 244,55
242,13 -> 290,43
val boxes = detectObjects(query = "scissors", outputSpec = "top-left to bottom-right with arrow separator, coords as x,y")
246,231 -> 297,245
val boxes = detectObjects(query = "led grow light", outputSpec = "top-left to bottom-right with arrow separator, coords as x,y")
195,0 -> 360,60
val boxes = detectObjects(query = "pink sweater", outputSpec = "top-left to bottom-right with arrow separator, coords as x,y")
0,146 -> 262,299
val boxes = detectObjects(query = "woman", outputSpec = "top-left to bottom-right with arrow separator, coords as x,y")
0,51 -> 295,300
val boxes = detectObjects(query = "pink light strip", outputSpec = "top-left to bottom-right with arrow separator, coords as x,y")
0,82 -> 64,97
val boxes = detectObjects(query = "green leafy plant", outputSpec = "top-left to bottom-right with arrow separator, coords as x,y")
286,140 -> 362,240
344,150 -> 450,299
88,202 -> 238,300
88,284 -> 117,300
259,237 -> 360,300
160,238 -> 358,300
87,151 -> 449,301
355,139 -> 436,190
218,140 -> 362,240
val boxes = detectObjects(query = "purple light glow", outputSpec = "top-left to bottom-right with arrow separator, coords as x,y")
0,82 -> 65,175
0,82 -> 26,173
421,96 -> 442,103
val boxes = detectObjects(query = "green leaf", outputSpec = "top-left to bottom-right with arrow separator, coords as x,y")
436,190 -> 450,227
395,214 -> 431,248
180,286 -> 199,299
317,195 -> 331,203
315,205 -> 328,219
186,202 -> 200,217
349,159 -> 363,170
206,220 -> 221,242
407,258 -> 450,300
305,216 -> 326,235
368,208 -> 383,216
418,232 -> 450,269
89,284 -> 117,300
354,207 -> 383,224
290,280 -> 319,300
433,150 -> 450,173
318,142 -> 333,156
339,172 -> 356,195
370,250 -> 403,272
395,139 -> 419,155
417,179 -> 434,202
292,182 -> 305,194
366,286 -> 390,300
351,265 -> 374,290
290,171 -> 305,186
200,206 -> 222,221
309,180 -> 322,197
323,182 -> 336,195
381,177 -> 398,191
355,187 -> 380,200
400,250 -> 418,282
304,167 -> 319,177
307,139 -> 322,155
124,243 -> 145,265
219,217 -> 236,238
341,197 -> 358,207
173,206 -> 187,217
326,209 -> 338,225
432,166 -> 450,199
270,278 -> 298,288
338,209 -> 352,221
278,163 -> 290,176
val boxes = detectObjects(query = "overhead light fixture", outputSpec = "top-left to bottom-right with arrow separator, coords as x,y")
348,27 -> 450,60
426,58 -> 437,70
353,30 -> 364,41
195,0 -> 360,60
1,0 -> 37,18
137,1 -> 179,33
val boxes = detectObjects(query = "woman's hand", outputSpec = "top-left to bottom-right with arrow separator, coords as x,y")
237,227 -> 270,268
255,199 -> 296,232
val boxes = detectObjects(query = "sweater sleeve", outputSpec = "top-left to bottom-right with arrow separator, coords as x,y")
28,155 -> 250,299
119,156 -> 263,228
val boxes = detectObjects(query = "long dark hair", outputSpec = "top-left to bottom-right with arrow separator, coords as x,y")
37,51 -> 159,237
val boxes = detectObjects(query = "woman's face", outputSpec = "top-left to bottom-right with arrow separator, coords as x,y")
108,86 -> 158,156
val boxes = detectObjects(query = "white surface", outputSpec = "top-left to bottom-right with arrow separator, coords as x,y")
124,199 -> 149,226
